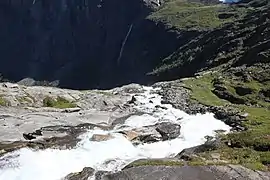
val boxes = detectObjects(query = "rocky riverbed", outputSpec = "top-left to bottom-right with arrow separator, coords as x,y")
0,82 -> 269,180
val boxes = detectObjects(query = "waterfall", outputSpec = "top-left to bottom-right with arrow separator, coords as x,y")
117,24 -> 134,64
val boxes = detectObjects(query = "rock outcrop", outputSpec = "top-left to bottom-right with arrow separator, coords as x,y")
98,165 -> 270,180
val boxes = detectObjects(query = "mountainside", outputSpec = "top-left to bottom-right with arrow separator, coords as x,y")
0,0 -> 269,90
152,0 -> 270,80
0,0 -> 181,89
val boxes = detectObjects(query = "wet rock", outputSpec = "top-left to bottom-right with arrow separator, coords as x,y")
118,130 -> 139,141
34,130 -> 42,136
64,167 -> 95,180
154,105 -> 168,110
128,96 -> 137,104
90,134 -> 114,142
95,171 -> 110,180
155,122 -> 181,140
22,133 -> 36,140
62,107 -> 81,113
134,134 -> 161,144
176,139 -> 222,160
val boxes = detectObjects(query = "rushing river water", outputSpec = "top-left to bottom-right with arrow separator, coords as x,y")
0,87 -> 231,180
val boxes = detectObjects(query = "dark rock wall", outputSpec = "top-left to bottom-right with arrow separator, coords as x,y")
0,0 -> 181,89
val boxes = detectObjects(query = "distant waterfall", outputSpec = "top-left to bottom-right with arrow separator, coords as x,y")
117,24 -> 133,64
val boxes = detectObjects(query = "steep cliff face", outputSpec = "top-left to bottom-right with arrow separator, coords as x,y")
0,0 -> 180,89
1,0 -> 269,89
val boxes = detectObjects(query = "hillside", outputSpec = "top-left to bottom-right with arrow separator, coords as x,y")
1,0 -> 268,90
146,0 -> 270,171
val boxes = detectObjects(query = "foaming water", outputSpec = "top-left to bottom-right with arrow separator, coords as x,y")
0,86 -> 231,180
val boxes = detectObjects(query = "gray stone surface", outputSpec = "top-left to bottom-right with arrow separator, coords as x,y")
101,165 -> 270,180
0,83 -> 140,142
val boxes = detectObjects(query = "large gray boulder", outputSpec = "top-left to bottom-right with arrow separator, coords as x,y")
99,165 -> 270,180
155,122 -> 181,140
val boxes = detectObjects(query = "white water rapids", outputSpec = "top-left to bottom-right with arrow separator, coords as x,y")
0,86 -> 230,180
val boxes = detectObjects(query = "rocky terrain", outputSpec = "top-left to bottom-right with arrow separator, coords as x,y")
0,0 -> 269,179
0,81 -> 268,180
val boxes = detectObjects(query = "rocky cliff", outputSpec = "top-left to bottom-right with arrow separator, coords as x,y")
1,0 -> 269,90
0,0 -> 181,89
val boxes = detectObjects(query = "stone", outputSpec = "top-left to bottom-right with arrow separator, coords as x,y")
155,122 -> 181,140
22,133 -> 36,140
128,96 -> 137,104
100,165 -> 270,180
176,139 -> 222,160
210,153 -> 221,160
64,167 -> 95,180
154,105 -> 168,110
118,130 -> 139,141
90,134 -> 114,142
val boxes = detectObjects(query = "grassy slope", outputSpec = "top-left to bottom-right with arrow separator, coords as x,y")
148,0 -> 269,80
148,0 -> 244,30
183,70 -> 270,171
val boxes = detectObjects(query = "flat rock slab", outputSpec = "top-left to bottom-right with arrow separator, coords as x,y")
102,165 -> 270,180
0,107 -> 125,142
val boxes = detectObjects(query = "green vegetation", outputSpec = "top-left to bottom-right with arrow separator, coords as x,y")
0,96 -> 6,106
43,96 -> 77,109
126,159 -> 185,168
183,74 -> 228,106
182,70 -> 270,170
0,96 -> 9,106
148,0 -> 248,30
17,96 -> 33,104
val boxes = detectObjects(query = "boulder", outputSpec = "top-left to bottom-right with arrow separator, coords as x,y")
128,96 -> 137,104
118,130 -> 139,141
155,122 -> 181,140
98,165 -> 270,180
176,139 -> 222,160
90,134 -> 114,142
64,167 -> 95,180
134,134 -> 161,144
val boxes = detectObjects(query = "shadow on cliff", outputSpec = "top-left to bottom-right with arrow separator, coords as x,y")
0,0 -> 184,90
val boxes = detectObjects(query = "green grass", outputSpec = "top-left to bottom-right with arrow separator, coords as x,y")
125,159 -> 185,168
17,96 -> 33,104
182,71 -> 270,170
0,96 -> 9,106
183,74 -> 229,106
0,96 -> 6,106
43,96 -> 77,109
148,0 -> 245,30
207,147 -> 269,171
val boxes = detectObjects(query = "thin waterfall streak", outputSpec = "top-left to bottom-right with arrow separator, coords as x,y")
117,24 -> 133,64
